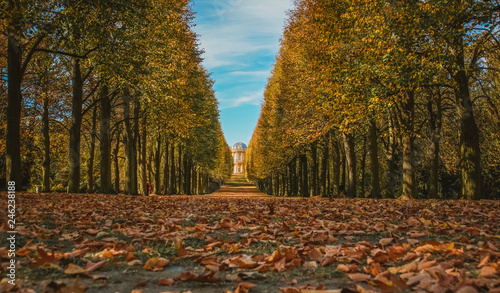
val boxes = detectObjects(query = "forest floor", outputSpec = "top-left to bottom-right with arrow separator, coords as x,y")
0,175 -> 499,293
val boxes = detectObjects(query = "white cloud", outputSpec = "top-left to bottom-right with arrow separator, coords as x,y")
194,0 -> 293,70
219,90 -> 264,109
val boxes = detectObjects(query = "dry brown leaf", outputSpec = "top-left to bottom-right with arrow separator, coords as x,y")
235,281 -> 256,293
479,265 -> 497,278
64,263 -> 88,275
85,260 -> 107,272
158,278 -> 175,286
348,273 -> 371,282
143,257 -> 169,271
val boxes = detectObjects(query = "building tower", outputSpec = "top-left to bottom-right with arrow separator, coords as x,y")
231,142 -> 247,174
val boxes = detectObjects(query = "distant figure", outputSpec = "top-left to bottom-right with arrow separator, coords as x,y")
146,182 -> 151,196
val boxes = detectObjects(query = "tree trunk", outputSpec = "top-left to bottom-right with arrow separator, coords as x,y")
343,132 -> 356,197
42,89 -> 51,192
123,88 -> 137,195
162,140 -> 170,194
178,145 -> 183,194
311,142 -> 318,196
198,170 -> 203,194
386,110 -> 399,198
300,153 -> 309,197
154,133 -> 161,194
99,84 -> 112,193
68,58 -> 83,193
321,137 -> 329,196
269,175 -> 273,195
428,92 -> 442,198
132,96 -> 140,193
368,119 -> 380,197
87,105 -> 97,192
192,166 -> 197,195
331,138 -> 340,197
113,132 -> 120,193
6,4 -> 23,189
288,157 -> 297,196
184,157 -> 191,195
140,113 -> 147,195
453,45 -> 481,199
401,90 -> 415,199
360,136 -> 366,197
170,143 -> 176,194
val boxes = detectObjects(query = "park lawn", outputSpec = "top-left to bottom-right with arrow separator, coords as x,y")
0,192 -> 499,293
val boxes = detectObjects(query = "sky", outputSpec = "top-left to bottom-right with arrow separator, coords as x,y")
191,0 -> 294,148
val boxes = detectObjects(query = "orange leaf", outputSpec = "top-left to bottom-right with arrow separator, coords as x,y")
143,257 -> 169,271
65,263 -> 88,275
348,273 -> 371,282
479,266 -> 497,278
85,260 -> 107,272
235,281 -> 256,293
158,278 -> 175,286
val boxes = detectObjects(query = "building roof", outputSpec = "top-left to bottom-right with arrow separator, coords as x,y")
232,142 -> 247,150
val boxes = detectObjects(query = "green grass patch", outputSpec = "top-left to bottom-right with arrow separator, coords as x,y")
244,241 -> 280,256
20,266 -> 65,281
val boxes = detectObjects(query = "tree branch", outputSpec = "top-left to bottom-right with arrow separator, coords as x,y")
21,34 -> 46,75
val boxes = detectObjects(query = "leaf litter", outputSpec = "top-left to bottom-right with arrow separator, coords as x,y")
0,191 -> 498,292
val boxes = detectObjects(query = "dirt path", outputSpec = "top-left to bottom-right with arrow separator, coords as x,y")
208,174 -> 268,198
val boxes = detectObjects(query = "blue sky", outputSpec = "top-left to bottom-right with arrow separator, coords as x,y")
191,0 -> 293,148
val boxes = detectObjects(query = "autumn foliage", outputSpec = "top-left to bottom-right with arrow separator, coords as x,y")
246,0 -> 500,200
0,190 -> 499,292
1,0 -> 232,194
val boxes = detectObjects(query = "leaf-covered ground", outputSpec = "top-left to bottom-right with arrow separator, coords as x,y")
1,176 -> 499,293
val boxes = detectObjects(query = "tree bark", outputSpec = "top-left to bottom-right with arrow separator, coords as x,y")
123,88 -> 137,195
87,105 -> 97,192
311,142 -> 318,196
360,135 -> 367,197
288,157 -> 297,196
99,84 -> 112,193
170,143 -> 176,194
401,90 -> 415,199
453,44 -> 481,199
299,153 -> 309,197
154,133 -> 161,194
132,96 -> 140,193
184,154 -> 191,195
178,145 -> 183,194
162,140 -> 170,194
140,113 -> 147,195
42,88 -> 51,192
113,131 -> 120,193
343,132 -> 356,197
428,92 -> 442,198
332,138 -> 340,197
368,119 -> 380,197
386,110 -> 399,198
184,157 -> 191,195
321,137 -> 329,196
68,58 -> 83,193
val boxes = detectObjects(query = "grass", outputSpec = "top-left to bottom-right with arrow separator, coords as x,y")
244,240 -> 280,255
21,266 -> 65,281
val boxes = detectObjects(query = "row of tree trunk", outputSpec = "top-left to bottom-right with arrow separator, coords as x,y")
38,81 -> 217,195
255,92 -> 447,199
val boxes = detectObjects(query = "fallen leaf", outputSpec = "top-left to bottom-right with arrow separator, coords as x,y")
348,273 -> 371,282
65,263 -> 88,275
143,257 -> 169,271
158,278 -> 175,286
85,260 -> 107,272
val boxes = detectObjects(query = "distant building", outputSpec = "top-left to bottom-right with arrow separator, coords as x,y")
231,142 -> 247,174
